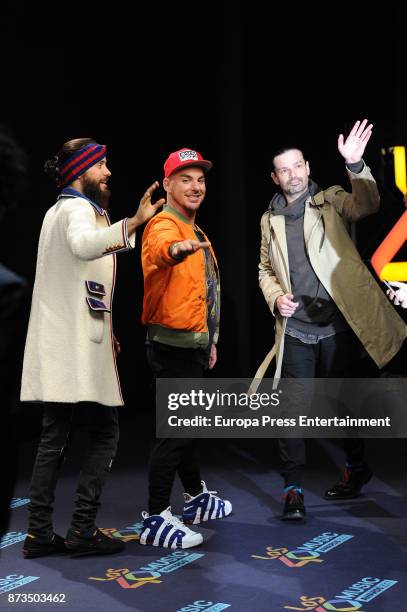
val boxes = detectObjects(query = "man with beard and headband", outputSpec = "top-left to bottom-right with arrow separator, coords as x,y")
256,119 -> 406,520
21,138 -> 164,558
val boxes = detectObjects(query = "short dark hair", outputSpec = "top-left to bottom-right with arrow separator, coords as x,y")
270,145 -> 307,171
44,138 -> 97,186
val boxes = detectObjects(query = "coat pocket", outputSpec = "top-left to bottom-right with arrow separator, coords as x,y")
85,280 -> 106,296
86,297 -> 110,343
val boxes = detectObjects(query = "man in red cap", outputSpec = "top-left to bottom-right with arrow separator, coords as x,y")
140,148 -> 232,549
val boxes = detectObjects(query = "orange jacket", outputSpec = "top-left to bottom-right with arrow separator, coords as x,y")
141,206 -> 219,334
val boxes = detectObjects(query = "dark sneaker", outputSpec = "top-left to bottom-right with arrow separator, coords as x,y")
324,464 -> 373,500
65,527 -> 125,557
282,488 -> 306,521
23,533 -> 67,559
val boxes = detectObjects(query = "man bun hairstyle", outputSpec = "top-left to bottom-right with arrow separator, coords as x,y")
44,138 -> 97,186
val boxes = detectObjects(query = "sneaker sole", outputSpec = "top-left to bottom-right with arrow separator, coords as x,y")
67,546 -> 125,558
323,491 -> 365,500
23,549 -> 67,559
184,514 -> 232,525
23,544 -> 68,559
282,513 -> 306,521
65,542 -> 125,558
139,536 -> 203,549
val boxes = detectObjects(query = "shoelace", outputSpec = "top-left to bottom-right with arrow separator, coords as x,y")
165,514 -> 195,534
206,489 -> 220,499
165,515 -> 184,529
200,481 -> 219,499
282,489 -> 301,501
186,485 -> 220,501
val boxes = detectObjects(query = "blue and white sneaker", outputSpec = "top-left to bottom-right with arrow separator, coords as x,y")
139,507 -> 203,549
182,480 -> 232,524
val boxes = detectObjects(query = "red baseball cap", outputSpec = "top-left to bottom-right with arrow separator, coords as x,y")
164,147 -> 213,178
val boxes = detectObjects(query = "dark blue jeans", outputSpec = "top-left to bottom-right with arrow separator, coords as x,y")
28,402 -> 119,538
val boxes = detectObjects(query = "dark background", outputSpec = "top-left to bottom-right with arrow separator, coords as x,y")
2,1 -> 407,433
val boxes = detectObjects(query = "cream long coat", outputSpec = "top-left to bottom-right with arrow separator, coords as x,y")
258,163 -> 407,383
21,192 -> 135,406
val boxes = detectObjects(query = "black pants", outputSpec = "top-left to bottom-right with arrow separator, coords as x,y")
28,402 -> 119,538
279,331 -> 364,486
147,342 -> 208,515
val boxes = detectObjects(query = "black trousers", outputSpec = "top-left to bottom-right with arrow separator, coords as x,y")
147,341 -> 208,515
28,402 -> 119,538
279,331 -> 365,486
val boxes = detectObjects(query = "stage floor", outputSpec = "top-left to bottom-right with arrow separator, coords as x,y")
2,427 -> 406,612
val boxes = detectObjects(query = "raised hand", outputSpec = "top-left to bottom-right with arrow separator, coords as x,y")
133,181 -> 166,226
338,119 -> 373,164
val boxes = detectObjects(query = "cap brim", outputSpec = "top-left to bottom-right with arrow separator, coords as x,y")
168,160 -> 213,177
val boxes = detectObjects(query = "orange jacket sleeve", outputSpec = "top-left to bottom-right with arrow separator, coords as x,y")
143,217 -> 185,268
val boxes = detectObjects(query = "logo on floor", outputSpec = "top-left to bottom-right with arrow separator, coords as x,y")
99,522 -> 144,542
284,577 -> 398,610
0,531 -> 27,549
99,517 -> 184,543
9,497 -> 30,509
0,575 -> 40,594
89,550 -> 205,590
177,601 -> 231,612
252,532 -> 353,567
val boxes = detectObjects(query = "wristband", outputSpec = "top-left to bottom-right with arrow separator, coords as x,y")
169,242 -> 186,261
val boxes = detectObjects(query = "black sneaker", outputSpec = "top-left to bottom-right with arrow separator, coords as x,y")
23,533 -> 67,559
282,488 -> 306,520
324,464 -> 373,500
65,527 -> 125,557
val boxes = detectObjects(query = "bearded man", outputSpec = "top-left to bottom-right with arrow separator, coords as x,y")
21,138 -> 163,558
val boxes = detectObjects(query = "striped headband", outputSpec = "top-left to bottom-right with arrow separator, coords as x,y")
59,143 -> 107,187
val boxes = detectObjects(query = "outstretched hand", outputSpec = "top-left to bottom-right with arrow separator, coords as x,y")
170,239 -> 210,260
338,118 -> 373,164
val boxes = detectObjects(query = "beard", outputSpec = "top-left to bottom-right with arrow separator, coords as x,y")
82,176 -> 111,210
283,178 -> 307,198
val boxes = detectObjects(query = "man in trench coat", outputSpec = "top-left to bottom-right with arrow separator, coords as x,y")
258,120 -> 406,520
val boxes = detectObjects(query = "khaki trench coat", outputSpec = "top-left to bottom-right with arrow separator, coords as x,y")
257,164 -> 407,384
